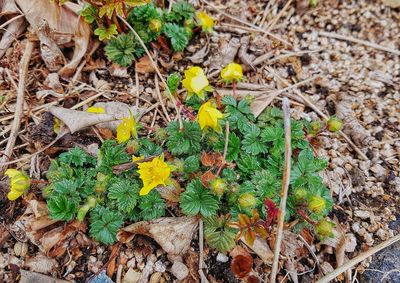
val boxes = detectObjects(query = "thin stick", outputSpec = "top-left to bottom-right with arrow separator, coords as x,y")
198,219 -> 209,283
317,234 -> 400,283
0,40 -> 33,174
265,67 -> 368,161
217,23 -> 291,47
259,0 -> 274,27
318,31 -> 400,56
0,14 -> 25,30
265,0 -> 292,32
118,16 -> 183,129
269,98 -> 292,283
200,0 -> 292,46
154,75 -> 172,122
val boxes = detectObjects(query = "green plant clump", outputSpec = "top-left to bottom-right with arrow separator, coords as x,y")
43,97 -> 333,248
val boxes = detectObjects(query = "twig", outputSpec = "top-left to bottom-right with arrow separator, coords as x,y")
317,234 -> 400,283
265,67 -> 368,161
264,0 -> 292,32
118,16 -> 183,129
318,31 -> 400,56
0,14 -> 25,30
269,98 -> 291,283
200,0 -> 292,46
198,219 -> 209,283
253,75 -> 320,117
259,0 -> 274,27
0,40 -> 33,175
154,75 -> 172,122
217,23 -> 291,47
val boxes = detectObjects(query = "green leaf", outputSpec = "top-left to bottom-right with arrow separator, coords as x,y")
162,23 -> 189,52
105,33 -> 137,67
166,121 -> 201,156
58,147 -> 95,167
139,191 -> 166,220
165,1 -> 195,22
137,138 -> 163,157
184,155 -> 200,175
180,180 -> 219,217
80,4 -> 97,24
237,155 -> 261,175
221,168 -> 237,183
221,95 -> 237,107
167,72 -> 181,94
90,206 -> 123,245
130,3 -> 160,22
215,132 -> 240,162
108,179 -> 139,213
97,140 -> 130,174
46,160 -> 74,182
48,195 -> 78,221
94,25 -> 118,41
204,215 -> 236,252
241,124 -> 268,155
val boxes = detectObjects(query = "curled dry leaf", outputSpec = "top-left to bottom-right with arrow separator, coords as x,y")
240,236 -> 274,264
12,0 -> 91,77
187,41 -> 210,64
201,151 -> 224,167
118,217 -> 198,262
109,63 -> 129,78
201,170 -> 216,188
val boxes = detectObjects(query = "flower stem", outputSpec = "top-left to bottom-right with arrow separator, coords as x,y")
232,80 -> 237,99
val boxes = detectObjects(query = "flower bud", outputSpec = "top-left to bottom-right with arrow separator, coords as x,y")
308,195 -> 326,214
171,158 -> 185,173
154,128 -> 168,143
327,116 -> 343,133
126,140 -> 140,155
315,219 -> 334,238
149,19 -> 162,32
310,120 -> 322,135
294,187 -> 308,202
211,178 -> 227,196
238,193 -> 256,208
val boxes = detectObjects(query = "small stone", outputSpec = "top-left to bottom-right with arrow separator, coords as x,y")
170,261 -> 189,281
216,253 -> 229,263
149,272 -> 162,283
154,260 -> 166,273
370,164 -> 387,180
354,210 -> 370,220
376,229 -> 388,241
122,268 -> 141,283
127,258 -> 136,269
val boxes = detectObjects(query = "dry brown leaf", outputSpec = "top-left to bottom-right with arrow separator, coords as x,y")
200,170 -> 216,188
118,217 -> 198,262
24,253 -> 58,275
187,43 -> 210,64
208,37 -> 240,75
240,236 -> 274,264
110,63 -> 129,78
383,0 -> 400,8
19,270 -> 69,283
136,55 -> 156,74
11,0 -> 91,77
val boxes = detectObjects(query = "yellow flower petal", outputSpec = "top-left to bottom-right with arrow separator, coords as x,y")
132,155 -> 145,162
221,63 -> 243,82
5,169 -> 21,178
198,101 -> 223,132
8,190 -> 23,201
196,11 -> 214,33
87,106 -> 105,114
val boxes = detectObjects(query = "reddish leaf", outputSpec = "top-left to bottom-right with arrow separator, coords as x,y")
264,199 -> 279,228
244,229 -> 256,246
200,170 -> 216,188
201,151 -> 216,167
231,254 -> 253,278
245,275 -> 260,283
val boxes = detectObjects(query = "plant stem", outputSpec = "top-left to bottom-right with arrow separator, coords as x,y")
269,98 -> 291,283
232,80 -> 237,99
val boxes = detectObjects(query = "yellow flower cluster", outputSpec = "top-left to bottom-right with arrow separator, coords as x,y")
116,116 -> 137,144
182,66 -> 211,100
196,12 -> 214,33
221,63 -> 243,83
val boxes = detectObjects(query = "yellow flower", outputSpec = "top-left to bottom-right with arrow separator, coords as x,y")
221,63 -> 243,83
87,106 -> 105,114
182,66 -> 211,100
238,193 -> 256,208
196,11 -> 214,33
137,156 -> 171,196
5,169 -> 30,200
211,178 -> 227,196
308,195 -> 326,214
315,219 -> 334,239
198,101 -> 223,132
116,115 -> 137,144
132,155 -> 145,162
53,117 -> 61,134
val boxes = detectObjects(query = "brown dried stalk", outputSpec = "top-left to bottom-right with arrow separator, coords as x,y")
0,40 -> 34,175
269,97 -> 292,283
